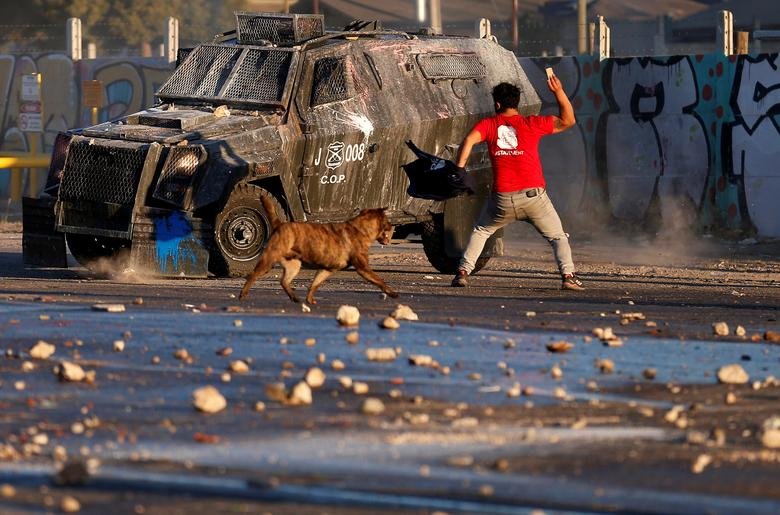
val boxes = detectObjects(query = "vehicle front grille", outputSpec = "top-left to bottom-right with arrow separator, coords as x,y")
59,139 -> 148,205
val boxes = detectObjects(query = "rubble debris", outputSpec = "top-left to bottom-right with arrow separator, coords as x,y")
391,304 -> 418,321
760,416 -> 780,449
233,319 -> 243,327
345,331 -> 360,345
380,317 -> 400,330
91,304 -> 125,313
592,327 -> 622,346
691,454 -> 712,474
60,495 -> 81,513
451,417 -> 479,428
0,484 -> 15,498
366,348 -> 398,362
735,325 -> 747,338
13,380 -> 25,391
21,361 -> 34,372
229,360 -> 250,374
403,412 -> 429,425
287,381 -> 313,406
712,322 -> 730,336
725,392 -> 737,405
213,105 -> 230,117
192,386 -> 226,414
132,297 -> 144,305
174,348 -> 190,361
765,331 -> 780,343
336,305 -> 360,326
553,387 -> 567,399
113,340 -> 125,352
546,341 -> 573,353
265,383 -> 287,402
716,364 -> 749,385
220,372 -> 231,383
352,382 -> 369,395
56,361 -> 86,382
304,338 -> 316,347
29,340 -> 55,359
503,339 -> 517,349
254,401 -> 266,412
447,455 -> 474,467
408,354 -> 434,367
596,358 -> 615,374
338,376 -> 353,389
621,312 -> 646,322
550,365 -> 563,379
304,367 -> 326,388
642,368 -> 657,380
216,347 -> 233,356
331,359 -> 346,371
361,398 -> 385,415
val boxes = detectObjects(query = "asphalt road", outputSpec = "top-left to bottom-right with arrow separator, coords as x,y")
0,227 -> 778,514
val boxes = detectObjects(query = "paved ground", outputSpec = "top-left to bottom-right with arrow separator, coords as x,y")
0,224 -> 778,514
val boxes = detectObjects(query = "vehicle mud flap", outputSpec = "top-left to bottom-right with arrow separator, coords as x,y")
443,194 -> 503,259
129,210 -> 212,278
22,196 -> 68,268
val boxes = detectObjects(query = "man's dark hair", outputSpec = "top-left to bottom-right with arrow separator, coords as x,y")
492,82 -> 521,112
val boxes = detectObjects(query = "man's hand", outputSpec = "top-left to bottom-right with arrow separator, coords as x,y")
547,75 -> 565,96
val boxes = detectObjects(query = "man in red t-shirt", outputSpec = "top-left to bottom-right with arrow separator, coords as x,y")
451,78 -> 584,291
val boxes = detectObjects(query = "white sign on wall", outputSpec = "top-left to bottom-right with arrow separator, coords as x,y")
20,74 -> 41,102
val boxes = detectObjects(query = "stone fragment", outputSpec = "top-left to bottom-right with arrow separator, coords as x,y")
229,360 -> 249,374
760,416 -> 780,449
265,382 -> 287,402
546,341 -> 573,353
132,297 -> 144,305
331,359 -> 345,371
664,405 -> 685,423
0,483 -> 15,498
21,361 -> 34,372
451,417 -> 479,428
553,387 -> 567,399
304,367 -> 326,388
336,305 -> 360,326
506,383 -> 521,398
301,303 -> 311,313
345,331 -> 360,345
91,304 -> 125,313
61,495 -> 81,513
29,340 -> 55,359
213,105 -> 230,117
691,453 -> 712,474
220,372 -> 231,382
174,348 -> 190,361
390,304 -> 418,321
550,365 -> 563,379
254,401 -> 266,412
380,317 -> 400,330
233,319 -> 243,327
361,397 -> 385,415
596,358 -> 614,374
735,325 -> 746,337
113,340 -> 125,352
447,455 -> 474,467
366,347 -> 397,362
216,347 -> 233,356
717,364 -> 749,384
725,392 -> 737,404
338,376 -> 353,389
352,381 -> 369,395
57,361 -> 86,382
192,386 -> 226,413
765,331 -> 780,343
478,485 -> 494,497
408,354 -> 434,367
642,368 -> 657,380
14,380 -> 25,391
503,339 -> 517,349
304,338 -> 316,347
287,381 -> 312,406
468,372 -> 482,381
712,322 -> 729,336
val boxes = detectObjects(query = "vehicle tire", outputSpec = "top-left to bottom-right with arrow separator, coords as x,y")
421,214 -> 489,274
210,183 -> 285,278
66,233 -> 130,271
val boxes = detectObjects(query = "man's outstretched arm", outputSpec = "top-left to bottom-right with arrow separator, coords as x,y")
548,75 -> 575,133
456,129 -> 484,168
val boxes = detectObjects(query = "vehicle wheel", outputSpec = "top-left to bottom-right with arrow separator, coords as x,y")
210,183 -> 285,278
66,233 -> 130,270
421,214 -> 489,274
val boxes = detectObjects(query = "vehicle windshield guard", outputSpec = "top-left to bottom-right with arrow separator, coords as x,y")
156,44 -> 298,109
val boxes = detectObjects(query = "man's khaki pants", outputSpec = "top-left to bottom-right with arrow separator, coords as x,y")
459,188 -> 576,276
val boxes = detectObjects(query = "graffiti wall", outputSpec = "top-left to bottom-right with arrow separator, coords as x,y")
0,51 -> 778,239
0,53 -> 172,201
521,52 -> 780,239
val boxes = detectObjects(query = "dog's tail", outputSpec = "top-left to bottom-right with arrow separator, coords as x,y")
259,195 -> 281,231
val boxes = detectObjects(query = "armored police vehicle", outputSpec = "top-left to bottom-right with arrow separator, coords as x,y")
23,12 -> 540,277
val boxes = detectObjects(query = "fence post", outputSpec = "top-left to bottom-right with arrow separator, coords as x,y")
165,17 -> 179,64
654,15 -> 667,56
429,0 -> 442,34
577,0 -> 587,54
66,18 -> 82,60
717,10 -> 733,56
736,31 -> 749,54
594,15 -> 610,60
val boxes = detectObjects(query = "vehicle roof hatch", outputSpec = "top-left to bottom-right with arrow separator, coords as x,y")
235,12 -> 324,46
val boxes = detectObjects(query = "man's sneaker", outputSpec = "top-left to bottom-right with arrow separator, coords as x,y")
451,269 -> 468,287
562,274 -> 585,291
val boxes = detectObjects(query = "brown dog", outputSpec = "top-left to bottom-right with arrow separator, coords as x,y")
239,196 -> 398,304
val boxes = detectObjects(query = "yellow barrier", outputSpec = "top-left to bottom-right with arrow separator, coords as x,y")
0,154 -> 51,201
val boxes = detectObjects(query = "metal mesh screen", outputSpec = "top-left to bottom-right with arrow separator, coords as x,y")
222,49 -> 293,104
311,57 -> 348,106
158,45 -> 242,99
417,53 -> 487,80
44,132 -> 72,194
236,12 -> 323,45
152,147 -> 203,206
59,140 -> 148,205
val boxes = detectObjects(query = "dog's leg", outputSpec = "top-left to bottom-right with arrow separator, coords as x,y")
239,256 -> 275,301
280,259 -> 302,303
305,269 -> 333,305
352,256 -> 399,298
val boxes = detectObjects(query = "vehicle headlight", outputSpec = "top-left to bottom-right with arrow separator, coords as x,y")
153,146 -> 206,206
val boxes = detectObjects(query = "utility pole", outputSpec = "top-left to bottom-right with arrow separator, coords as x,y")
416,0 -> 425,24
430,0 -> 442,34
577,0 -> 587,54
512,0 -> 519,50
313,0 -> 319,14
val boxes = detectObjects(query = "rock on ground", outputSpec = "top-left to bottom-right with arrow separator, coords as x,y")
287,381 -> 313,406
192,386 -> 227,413
336,305 -> 360,326
761,416 -> 780,449
304,367 -> 326,388
380,316 -> 400,330
366,347 -> 398,361
391,304 -> 418,321
712,321 -> 730,336
29,340 -> 55,360
716,364 -> 749,384
57,361 -> 86,382
361,397 -> 385,415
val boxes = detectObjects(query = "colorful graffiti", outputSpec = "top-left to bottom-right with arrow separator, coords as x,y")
0,53 -> 172,199
521,52 -> 780,239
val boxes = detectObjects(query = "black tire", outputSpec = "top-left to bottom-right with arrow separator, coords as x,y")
66,233 -> 130,270
421,214 -> 489,274
210,184 -> 285,278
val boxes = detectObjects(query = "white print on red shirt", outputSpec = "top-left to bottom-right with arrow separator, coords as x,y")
495,125 -> 524,156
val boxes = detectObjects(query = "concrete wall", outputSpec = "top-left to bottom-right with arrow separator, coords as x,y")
0,51 -> 778,240
523,53 -> 780,240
